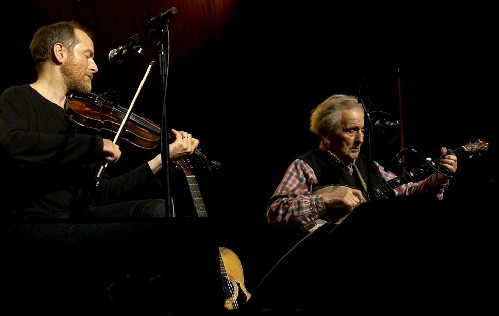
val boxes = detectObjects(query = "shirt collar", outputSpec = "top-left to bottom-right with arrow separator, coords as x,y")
325,149 -> 355,175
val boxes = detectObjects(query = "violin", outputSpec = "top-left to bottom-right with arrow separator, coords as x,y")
66,91 -> 221,180
66,92 -> 161,149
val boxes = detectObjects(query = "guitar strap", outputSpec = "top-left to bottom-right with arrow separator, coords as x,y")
353,165 -> 369,201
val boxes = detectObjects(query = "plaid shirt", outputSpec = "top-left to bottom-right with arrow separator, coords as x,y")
267,153 -> 447,227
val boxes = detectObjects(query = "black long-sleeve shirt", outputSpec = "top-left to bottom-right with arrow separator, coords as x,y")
0,85 -> 159,219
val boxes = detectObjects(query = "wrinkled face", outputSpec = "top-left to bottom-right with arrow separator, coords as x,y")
61,29 -> 98,94
327,107 -> 365,165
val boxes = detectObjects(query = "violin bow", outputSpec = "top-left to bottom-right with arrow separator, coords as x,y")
95,61 -> 155,187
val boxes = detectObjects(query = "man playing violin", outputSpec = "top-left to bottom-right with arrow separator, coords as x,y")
0,20 -> 199,220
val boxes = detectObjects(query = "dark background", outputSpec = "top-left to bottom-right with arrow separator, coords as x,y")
1,0 -> 497,311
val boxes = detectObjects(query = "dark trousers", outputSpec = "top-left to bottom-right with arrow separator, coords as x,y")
1,219 -> 224,315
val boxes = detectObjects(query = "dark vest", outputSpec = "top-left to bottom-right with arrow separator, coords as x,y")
299,149 -> 390,200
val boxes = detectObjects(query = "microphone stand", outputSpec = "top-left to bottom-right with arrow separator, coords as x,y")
150,13 -> 175,217
358,92 -> 375,201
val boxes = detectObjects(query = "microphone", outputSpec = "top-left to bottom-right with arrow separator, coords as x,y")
108,45 -> 143,63
145,7 -> 177,33
372,117 -> 399,134
374,118 -> 399,129
107,7 -> 177,63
